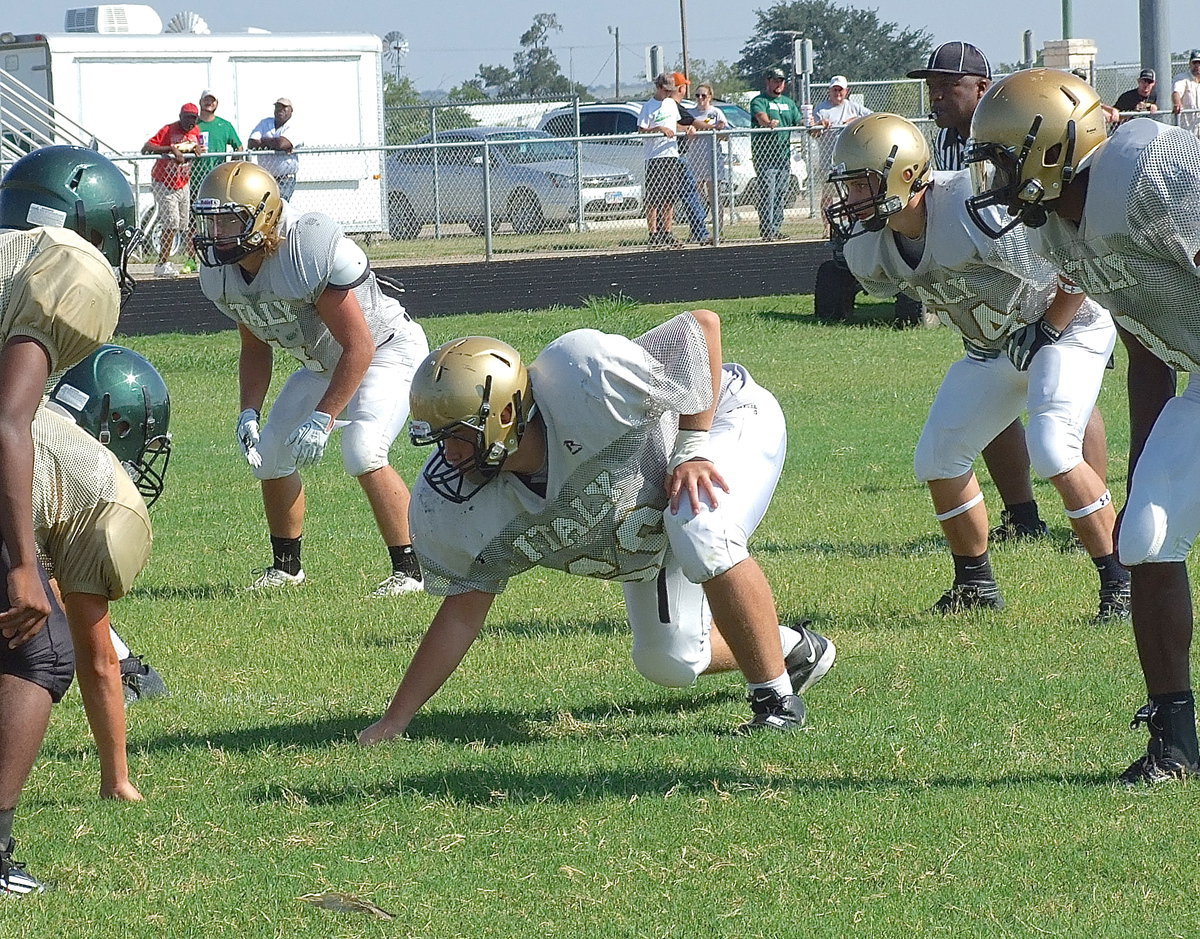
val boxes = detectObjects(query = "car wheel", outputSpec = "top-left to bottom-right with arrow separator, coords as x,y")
387,192 -> 420,240
508,191 -> 545,235
738,177 -> 758,207
467,216 -> 501,236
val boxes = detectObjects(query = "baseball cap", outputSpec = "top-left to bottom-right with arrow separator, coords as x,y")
1190,50 -> 1200,62
180,102 -> 199,116
1138,68 -> 1156,81
764,67 -> 787,80
200,89 -> 218,102
653,73 -> 677,91
671,71 -> 690,88
274,97 -> 293,108
828,75 -> 849,89
907,41 -> 991,80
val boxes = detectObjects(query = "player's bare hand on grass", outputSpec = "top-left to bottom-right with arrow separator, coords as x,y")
357,719 -> 405,747
668,458 -> 728,515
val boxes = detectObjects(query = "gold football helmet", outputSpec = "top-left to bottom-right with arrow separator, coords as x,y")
191,161 -> 284,266
965,68 -> 1108,236
409,337 -> 535,503
826,113 -> 932,241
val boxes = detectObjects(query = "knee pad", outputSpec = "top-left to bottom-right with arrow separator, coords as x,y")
340,422 -> 391,477
630,642 -> 705,688
913,429 -> 972,483
252,424 -> 298,481
663,500 -> 748,583
1026,411 -> 1083,479
1119,498 -> 1173,566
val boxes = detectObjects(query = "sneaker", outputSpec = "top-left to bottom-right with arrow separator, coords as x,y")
0,839 -> 45,896
734,688 -> 806,734
989,510 -> 1049,543
1118,704 -> 1199,785
119,654 -> 170,705
784,624 -> 836,694
153,261 -> 178,278
247,567 -> 306,590
369,572 -> 424,598
930,581 -> 1005,614
1095,580 -> 1132,623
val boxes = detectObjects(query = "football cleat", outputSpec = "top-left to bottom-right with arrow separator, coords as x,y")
0,839 -> 45,896
988,510 -> 1049,543
1119,705 -> 1199,786
247,567 -> 306,591
734,688 -> 807,734
784,624 -> 836,695
369,572 -> 424,598
1094,581 -> 1132,624
120,655 -> 170,706
930,581 -> 1005,614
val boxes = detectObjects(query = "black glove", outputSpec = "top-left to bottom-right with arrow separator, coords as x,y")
1006,318 -> 1062,371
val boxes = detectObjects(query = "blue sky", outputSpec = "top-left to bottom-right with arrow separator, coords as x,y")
1,1 -> 1189,91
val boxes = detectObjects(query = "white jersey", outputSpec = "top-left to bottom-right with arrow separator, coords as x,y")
1031,119 -> 1200,372
198,210 -> 407,373
843,170 -> 1067,349
411,313 -> 713,596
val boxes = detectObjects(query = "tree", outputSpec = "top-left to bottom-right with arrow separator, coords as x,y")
383,74 -> 476,145
474,13 -> 590,99
736,1 -> 932,86
677,58 -> 752,99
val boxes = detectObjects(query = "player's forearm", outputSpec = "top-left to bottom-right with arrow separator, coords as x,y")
680,308 -> 723,431
1042,285 -> 1086,333
315,344 -> 373,419
0,430 -> 39,568
238,338 -> 274,411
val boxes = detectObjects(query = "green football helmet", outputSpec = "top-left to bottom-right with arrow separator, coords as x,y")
0,145 -> 140,300
48,345 -> 172,506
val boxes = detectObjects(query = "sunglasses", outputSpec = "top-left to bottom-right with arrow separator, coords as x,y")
697,93 -> 712,98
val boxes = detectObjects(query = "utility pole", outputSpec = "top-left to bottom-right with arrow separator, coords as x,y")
609,26 -> 620,99
1062,0 -> 1072,38
679,0 -> 690,79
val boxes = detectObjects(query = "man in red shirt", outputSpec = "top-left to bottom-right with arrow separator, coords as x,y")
141,103 -> 205,277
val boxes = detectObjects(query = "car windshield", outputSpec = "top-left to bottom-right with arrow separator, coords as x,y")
716,104 -> 753,128
490,136 -> 575,164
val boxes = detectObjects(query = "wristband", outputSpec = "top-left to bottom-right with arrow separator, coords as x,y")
668,428 -> 713,473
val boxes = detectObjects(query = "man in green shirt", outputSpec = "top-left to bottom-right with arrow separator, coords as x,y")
749,67 -> 800,241
192,90 -> 243,197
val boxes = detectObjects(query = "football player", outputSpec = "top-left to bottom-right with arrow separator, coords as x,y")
910,40 -> 1110,543
35,345 -> 173,808
0,146 -> 139,895
191,161 -> 429,596
826,113 -> 1125,619
358,310 -> 835,744
965,68 -> 1200,784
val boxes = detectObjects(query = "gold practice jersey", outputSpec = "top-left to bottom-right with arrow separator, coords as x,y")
1032,119 -> 1200,372
0,227 -> 120,372
411,313 -> 713,596
33,404 -> 152,599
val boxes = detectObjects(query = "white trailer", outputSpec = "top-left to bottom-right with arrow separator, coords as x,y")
0,10 -> 386,233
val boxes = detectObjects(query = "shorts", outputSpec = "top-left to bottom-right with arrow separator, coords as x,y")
152,181 -> 191,230
0,547 -> 75,702
645,157 -> 684,208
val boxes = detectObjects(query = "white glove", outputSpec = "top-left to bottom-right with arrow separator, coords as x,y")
236,408 -> 263,468
285,410 -> 333,468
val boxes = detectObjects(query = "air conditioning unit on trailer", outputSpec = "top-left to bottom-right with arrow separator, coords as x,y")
65,5 -> 164,34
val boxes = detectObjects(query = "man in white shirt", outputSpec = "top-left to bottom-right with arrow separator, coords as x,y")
638,73 -> 693,246
1171,50 -> 1200,135
248,97 -> 302,200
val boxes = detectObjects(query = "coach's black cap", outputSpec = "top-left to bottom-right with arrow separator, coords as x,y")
907,41 -> 991,80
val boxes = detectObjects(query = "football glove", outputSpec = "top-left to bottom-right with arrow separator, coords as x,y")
236,408 -> 263,468
1005,318 -> 1062,371
285,410 -> 334,468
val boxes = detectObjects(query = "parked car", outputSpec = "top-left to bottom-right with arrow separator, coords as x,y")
385,126 -> 641,239
537,101 -> 808,207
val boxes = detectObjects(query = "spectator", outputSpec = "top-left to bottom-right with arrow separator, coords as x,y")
750,67 -> 802,241
1172,51 -> 1200,135
638,73 -> 690,247
811,76 -> 872,235
192,90 -> 242,198
668,73 -> 713,245
684,82 -> 729,228
248,97 -> 302,200
1112,69 -> 1159,122
141,102 -> 205,278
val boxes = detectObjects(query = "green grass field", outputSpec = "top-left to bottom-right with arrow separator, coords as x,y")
7,293 -> 1197,938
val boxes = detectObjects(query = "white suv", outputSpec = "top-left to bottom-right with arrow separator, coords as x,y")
537,100 -> 808,206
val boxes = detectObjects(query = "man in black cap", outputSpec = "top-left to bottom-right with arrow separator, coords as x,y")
907,40 -> 1110,544
1112,69 -> 1159,122
907,40 -> 991,171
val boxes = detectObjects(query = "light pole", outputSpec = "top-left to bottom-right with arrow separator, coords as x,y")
679,0 -> 690,79
609,25 -> 620,99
